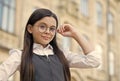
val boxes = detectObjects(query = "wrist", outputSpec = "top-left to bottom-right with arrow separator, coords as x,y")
72,30 -> 79,39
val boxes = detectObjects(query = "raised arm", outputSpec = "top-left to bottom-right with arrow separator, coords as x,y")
57,24 -> 101,68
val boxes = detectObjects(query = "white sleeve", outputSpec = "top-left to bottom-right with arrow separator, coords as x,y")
63,50 -> 101,68
0,49 -> 22,81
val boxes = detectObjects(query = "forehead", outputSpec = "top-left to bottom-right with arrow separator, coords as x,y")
35,17 -> 56,26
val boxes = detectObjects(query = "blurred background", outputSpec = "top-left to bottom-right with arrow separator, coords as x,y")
0,0 -> 120,81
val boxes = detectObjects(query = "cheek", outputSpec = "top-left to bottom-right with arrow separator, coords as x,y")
46,34 -> 55,43
50,36 -> 54,41
32,32 -> 41,41
51,34 -> 56,39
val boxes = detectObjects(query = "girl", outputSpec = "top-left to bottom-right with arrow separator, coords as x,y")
0,8 -> 100,81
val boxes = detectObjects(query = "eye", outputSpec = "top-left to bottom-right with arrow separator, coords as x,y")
50,27 -> 56,32
39,25 -> 46,30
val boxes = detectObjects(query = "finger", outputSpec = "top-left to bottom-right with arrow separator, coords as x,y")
58,24 -> 64,33
59,25 -> 62,32
61,25 -> 65,32
57,25 -> 62,32
62,24 -> 66,32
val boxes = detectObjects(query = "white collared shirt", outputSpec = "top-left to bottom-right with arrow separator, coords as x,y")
0,43 -> 101,81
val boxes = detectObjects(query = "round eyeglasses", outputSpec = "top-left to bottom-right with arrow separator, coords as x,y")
35,24 -> 57,34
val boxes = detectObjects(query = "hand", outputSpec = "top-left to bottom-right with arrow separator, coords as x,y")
57,24 -> 76,37
57,24 -> 94,54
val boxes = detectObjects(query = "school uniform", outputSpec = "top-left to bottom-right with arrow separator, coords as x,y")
0,43 -> 101,81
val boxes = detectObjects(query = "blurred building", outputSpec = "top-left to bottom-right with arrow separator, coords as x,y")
0,0 -> 120,81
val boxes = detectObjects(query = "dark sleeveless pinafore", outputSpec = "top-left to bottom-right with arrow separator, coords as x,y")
32,53 -> 65,81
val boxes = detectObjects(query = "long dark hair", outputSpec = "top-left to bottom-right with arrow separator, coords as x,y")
20,8 -> 71,81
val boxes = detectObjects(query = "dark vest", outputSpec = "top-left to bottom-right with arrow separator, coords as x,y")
32,53 -> 65,81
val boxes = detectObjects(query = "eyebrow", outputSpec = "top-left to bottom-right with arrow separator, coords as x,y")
39,22 -> 56,28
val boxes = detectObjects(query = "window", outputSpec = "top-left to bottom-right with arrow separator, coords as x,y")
96,2 -> 102,26
109,51 -> 114,75
80,0 -> 89,16
0,0 -> 15,33
108,12 -> 114,35
2,3 -> 9,30
0,0 -> 3,27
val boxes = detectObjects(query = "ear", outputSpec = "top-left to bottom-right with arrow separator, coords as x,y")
27,24 -> 33,34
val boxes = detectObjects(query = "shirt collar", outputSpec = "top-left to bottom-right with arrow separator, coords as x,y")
33,43 -> 53,50
33,43 -> 54,56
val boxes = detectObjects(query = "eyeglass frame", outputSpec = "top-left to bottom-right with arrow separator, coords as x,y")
33,23 -> 57,34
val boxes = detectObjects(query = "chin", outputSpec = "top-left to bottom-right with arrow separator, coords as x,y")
43,42 -> 50,45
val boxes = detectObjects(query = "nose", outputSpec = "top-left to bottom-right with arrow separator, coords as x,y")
45,28 -> 50,33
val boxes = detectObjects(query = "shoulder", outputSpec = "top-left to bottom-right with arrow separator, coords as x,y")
9,49 -> 22,57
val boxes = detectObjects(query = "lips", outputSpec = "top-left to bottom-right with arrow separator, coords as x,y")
42,36 -> 51,40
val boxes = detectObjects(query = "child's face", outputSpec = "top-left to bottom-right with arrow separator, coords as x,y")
30,17 -> 57,47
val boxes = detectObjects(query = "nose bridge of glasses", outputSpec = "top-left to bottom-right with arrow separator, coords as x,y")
45,27 -> 51,32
